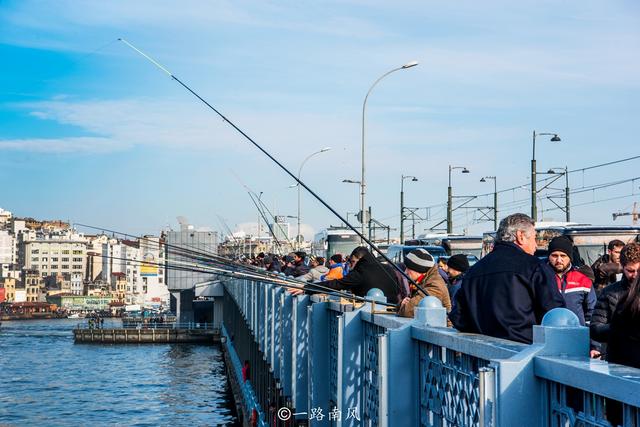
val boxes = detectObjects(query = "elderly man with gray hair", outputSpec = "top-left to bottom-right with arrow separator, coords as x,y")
449,213 -> 565,344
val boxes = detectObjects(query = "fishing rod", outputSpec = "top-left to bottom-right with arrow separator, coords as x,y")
117,39 -> 428,298
78,222 -> 393,304
230,170 -> 294,252
101,253 -> 398,308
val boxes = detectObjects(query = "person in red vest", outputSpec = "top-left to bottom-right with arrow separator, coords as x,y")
546,236 -> 596,326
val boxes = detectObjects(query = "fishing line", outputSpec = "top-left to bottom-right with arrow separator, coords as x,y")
100,253 -> 398,308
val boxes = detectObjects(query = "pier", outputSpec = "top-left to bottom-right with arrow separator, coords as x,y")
221,278 -> 640,427
73,322 -> 220,344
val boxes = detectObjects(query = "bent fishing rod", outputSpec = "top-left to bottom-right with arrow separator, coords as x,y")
101,253 -> 398,308
117,38 -> 428,298
245,190 -> 285,254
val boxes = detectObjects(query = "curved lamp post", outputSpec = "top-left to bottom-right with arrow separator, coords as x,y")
295,147 -> 331,249
531,131 -> 561,222
361,60 -> 419,241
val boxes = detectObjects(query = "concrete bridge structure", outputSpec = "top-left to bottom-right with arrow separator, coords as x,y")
221,278 -> 640,427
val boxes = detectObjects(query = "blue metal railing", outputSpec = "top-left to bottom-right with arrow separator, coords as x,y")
222,278 -> 640,427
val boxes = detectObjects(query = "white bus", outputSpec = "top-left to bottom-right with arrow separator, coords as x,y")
311,227 -> 360,260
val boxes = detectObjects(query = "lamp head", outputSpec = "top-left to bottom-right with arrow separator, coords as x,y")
462,168 -> 470,174
550,134 -> 561,142
480,178 -> 486,182
411,177 -> 418,182
320,147 -> 332,153
402,60 -> 419,69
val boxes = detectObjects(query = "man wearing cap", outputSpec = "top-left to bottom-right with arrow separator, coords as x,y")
446,254 -> 469,302
547,236 -> 596,326
398,248 -> 451,319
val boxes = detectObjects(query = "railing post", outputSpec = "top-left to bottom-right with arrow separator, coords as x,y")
479,366 -> 497,427
413,296 -> 446,327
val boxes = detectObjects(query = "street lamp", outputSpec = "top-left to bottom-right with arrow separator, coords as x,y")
400,175 -> 418,244
480,176 -> 498,230
294,147 -> 331,249
361,60 -> 419,240
342,178 -> 361,220
447,165 -> 470,233
531,131 -> 561,222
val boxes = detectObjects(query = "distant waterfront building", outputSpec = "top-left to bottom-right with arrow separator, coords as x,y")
101,238 -> 125,280
0,277 -> 16,302
270,216 -> 290,242
86,234 -> 109,282
0,208 -> 12,227
110,272 -> 127,303
22,269 -> 44,302
22,239 -> 87,282
47,294 -> 114,311
165,226 -> 219,322
0,230 -> 14,265
139,236 -> 168,308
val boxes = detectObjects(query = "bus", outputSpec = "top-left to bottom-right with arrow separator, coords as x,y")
311,227 -> 360,260
481,224 -> 640,265
410,234 -> 483,258
386,244 -> 447,266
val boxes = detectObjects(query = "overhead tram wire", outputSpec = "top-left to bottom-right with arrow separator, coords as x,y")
117,39 -> 427,298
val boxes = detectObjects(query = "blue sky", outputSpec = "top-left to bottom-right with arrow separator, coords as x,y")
1,1 -> 639,238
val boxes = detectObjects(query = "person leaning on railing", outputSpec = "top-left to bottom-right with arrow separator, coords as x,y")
448,213 -> 566,344
397,248 -> 451,321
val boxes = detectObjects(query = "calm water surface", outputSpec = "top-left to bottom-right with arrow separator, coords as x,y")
0,319 -> 237,426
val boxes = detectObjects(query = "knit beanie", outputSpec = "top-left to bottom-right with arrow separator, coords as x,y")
404,248 -> 435,273
447,254 -> 470,273
548,236 -> 573,260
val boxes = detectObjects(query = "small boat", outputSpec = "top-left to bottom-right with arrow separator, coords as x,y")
68,313 -> 83,319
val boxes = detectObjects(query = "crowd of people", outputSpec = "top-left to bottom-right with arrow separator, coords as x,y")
245,212 -> 640,373
239,212 -> 640,423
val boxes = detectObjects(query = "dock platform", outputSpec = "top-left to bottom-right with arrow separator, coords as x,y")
73,323 -> 220,344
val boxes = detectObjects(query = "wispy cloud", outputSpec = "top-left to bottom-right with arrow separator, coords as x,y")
0,136 -> 127,153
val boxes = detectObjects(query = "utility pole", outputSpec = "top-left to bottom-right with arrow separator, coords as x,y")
564,166 -> 570,222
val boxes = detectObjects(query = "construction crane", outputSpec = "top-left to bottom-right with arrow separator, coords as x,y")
612,202 -> 639,225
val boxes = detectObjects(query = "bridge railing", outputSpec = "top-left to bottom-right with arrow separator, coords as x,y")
222,278 -> 640,427
75,321 -> 217,330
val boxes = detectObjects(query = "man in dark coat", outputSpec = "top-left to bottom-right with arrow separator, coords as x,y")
590,242 -> 640,358
591,239 -> 624,293
288,246 -> 399,304
449,213 -> 565,344
446,254 -> 469,303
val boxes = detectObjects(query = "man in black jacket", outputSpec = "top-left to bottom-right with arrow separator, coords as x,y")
591,239 -> 625,293
449,213 -> 565,344
590,242 -> 640,358
288,246 -> 399,304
